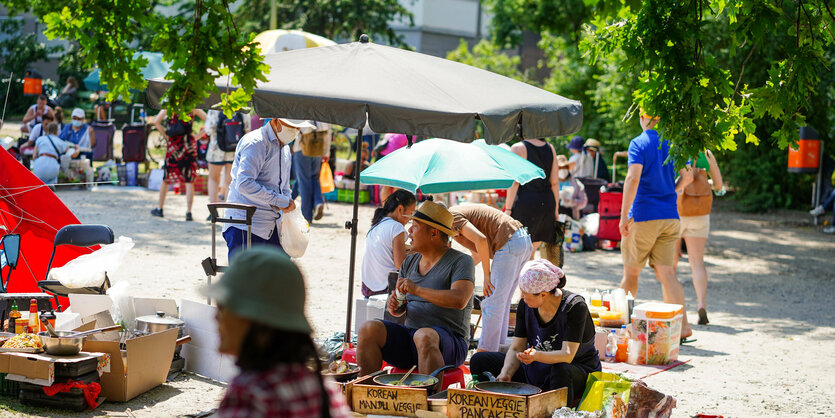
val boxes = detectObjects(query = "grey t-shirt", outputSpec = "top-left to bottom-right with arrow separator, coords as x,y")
400,248 -> 474,339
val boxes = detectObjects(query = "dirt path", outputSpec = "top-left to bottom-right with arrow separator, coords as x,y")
4,188 -> 834,417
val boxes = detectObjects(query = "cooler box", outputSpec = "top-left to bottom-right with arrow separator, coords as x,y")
628,302 -> 682,365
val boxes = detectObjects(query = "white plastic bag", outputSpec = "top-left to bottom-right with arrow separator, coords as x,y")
279,209 -> 310,258
579,213 -> 600,236
106,281 -> 136,331
49,236 -> 135,288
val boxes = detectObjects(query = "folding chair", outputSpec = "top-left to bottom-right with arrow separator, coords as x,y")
38,224 -> 115,311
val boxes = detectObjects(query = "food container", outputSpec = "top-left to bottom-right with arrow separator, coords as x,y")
598,310 -> 626,328
629,302 -> 682,365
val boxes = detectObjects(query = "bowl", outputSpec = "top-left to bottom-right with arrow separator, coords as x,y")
38,332 -> 84,356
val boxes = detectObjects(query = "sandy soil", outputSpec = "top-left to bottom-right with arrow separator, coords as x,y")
2,185 -> 834,417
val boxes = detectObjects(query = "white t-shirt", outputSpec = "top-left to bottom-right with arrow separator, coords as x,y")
361,217 -> 407,292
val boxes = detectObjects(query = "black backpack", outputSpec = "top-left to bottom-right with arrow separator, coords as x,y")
217,112 -> 245,152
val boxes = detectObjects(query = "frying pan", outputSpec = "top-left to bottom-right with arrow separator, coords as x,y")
322,366 -> 361,382
373,365 -> 456,392
474,372 -> 542,396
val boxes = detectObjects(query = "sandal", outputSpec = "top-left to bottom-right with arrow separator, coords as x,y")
680,337 -> 697,345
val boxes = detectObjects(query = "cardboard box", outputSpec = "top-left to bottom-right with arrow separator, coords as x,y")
446,387 -> 567,418
83,328 -> 178,402
0,351 -> 110,386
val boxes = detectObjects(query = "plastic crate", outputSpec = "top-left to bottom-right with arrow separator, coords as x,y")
359,190 -> 370,204
0,373 -> 20,397
324,190 -> 338,202
337,189 -> 352,203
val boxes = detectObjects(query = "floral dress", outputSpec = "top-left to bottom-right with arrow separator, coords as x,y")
164,113 -> 197,183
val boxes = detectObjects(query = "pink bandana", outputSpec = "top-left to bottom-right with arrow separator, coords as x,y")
519,259 -> 564,294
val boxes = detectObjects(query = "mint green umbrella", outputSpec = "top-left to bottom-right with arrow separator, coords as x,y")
360,138 -> 545,193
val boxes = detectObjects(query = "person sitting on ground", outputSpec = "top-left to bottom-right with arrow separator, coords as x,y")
469,260 -> 600,407
58,108 -> 96,161
21,94 -> 55,134
31,122 -> 78,184
361,190 -> 417,298
449,203 -> 532,352
202,247 -> 351,418
20,113 -> 55,155
556,155 -> 588,220
344,142 -> 371,180
357,200 -> 475,376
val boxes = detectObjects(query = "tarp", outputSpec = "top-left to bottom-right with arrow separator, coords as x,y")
0,149 -> 89,306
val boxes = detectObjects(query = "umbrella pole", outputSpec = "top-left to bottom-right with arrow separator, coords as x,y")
345,126 -> 364,343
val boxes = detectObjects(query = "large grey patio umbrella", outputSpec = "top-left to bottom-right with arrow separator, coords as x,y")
147,35 -> 583,341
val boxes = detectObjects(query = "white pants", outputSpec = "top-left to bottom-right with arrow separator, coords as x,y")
31,156 -> 60,185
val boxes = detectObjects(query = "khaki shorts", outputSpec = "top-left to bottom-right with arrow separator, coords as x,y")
622,218 -> 680,267
679,215 -> 710,238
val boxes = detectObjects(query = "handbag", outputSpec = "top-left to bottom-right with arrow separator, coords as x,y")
677,168 -> 713,216
539,220 -> 566,267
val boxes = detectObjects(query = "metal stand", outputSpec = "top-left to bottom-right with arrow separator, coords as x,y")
344,126 -> 364,342
202,203 -> 256,304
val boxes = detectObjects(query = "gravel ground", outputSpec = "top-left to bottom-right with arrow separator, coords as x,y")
1,184 -> 833,417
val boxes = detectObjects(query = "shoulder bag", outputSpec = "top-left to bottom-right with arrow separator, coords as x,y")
677,168 -> 713,216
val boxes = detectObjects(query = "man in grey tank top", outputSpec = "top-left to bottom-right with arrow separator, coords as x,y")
357,201 -> 475,376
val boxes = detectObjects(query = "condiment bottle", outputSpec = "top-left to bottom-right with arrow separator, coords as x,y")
8,301 -> 21,333
602,291 -> 612,310
615,325 -> 629,362
40,310 -> 56,333
27,298 -> 39,334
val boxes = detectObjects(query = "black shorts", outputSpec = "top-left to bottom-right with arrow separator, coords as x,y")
379,320 -> 468,370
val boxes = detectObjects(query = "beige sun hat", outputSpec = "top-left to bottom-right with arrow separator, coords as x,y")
407,200 -> 458,237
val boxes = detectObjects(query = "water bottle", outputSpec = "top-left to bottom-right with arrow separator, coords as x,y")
605,330 -> 617,362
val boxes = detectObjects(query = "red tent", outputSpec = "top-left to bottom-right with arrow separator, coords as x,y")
1,149 -> 91,308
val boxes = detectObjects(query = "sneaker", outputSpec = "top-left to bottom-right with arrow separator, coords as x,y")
185,212 -> 193,221
810,205 -> 825,216
824,226 -> 835,234
150,208 -> 164,217
314,203 -> 324,220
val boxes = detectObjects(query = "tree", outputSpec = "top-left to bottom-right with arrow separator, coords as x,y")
2,0 -> 267,119
232,0 -> 414,47
0,18 -> 60,114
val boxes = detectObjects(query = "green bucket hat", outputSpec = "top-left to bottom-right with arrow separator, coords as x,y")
201,247 -> 311,334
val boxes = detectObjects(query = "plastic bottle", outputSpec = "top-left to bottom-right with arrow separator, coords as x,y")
591,289 -> 602,307
8,301 -> 20,333
615,325 -> 629,362
27,299 -> 39,334
602,291 -> 612,310
626,291 -> 635,320
605,330 -> 617,362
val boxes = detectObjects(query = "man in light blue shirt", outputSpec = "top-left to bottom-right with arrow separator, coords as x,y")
222,118 -> 314,258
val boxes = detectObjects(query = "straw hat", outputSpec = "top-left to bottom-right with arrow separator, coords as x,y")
201,247 -> 311,334
584,138 -> 601,150
407,200 -> 458,237
556,154 -> 569,168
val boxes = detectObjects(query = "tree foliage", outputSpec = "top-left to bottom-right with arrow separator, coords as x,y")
232,0 -> 413,47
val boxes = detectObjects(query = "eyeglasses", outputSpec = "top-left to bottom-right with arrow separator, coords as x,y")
72,117 -> 83,121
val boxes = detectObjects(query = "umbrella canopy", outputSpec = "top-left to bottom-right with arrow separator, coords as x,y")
254,29 -> 336,54
146,35 -> 583,342
84,51 -> 170,91
147,37 -> 582,144
360,138 -> 545,193
0,149 -> 91,308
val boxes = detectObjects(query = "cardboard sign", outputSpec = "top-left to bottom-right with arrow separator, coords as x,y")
351,383 -> 428,417
447,388 -> 527,418
446,387 -> 568,418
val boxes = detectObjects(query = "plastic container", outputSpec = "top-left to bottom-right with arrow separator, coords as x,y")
590,290 -> 602,307
615,325 -> 628,362
598,310 -> 625,328
629,302 -> 682,365
605,330 -> 617,362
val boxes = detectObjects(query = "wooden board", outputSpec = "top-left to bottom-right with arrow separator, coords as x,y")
447,387 -> 528,418
527,387 -> 567,418
351,383 -> 428,417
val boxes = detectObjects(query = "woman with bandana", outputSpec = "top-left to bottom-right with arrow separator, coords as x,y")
469,260 -> 600,406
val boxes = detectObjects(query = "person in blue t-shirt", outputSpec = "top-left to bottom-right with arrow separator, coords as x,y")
619,112 -> 695,339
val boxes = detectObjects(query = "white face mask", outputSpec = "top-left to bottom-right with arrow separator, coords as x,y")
275,125 -> 299,144
558,169 -> 570,179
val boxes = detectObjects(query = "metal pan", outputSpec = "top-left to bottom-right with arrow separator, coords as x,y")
322,366 -> 361,382
474,372 -> 541,396
373,365 -> 456,392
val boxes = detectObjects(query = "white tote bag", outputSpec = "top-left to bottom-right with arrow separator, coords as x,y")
279,209 -> 310,258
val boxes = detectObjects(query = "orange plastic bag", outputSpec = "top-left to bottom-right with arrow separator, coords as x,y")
320,162 -> 335,193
